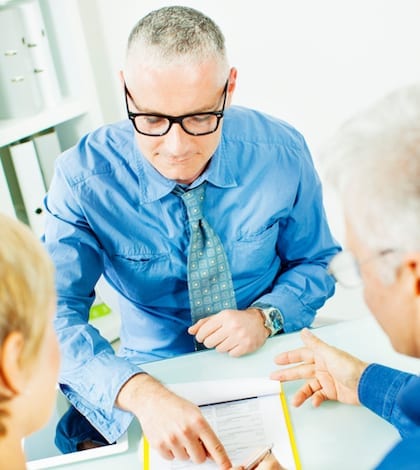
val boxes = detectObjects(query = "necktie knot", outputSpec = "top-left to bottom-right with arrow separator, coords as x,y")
174,183 -> 205,223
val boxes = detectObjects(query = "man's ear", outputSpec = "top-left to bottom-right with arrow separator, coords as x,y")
0,331 -> 26,398
119,70 -> 125,87
225,67 -> 237,107
402,252 -> 420,296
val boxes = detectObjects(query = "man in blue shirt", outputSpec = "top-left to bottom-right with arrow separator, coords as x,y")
44,6 -> 338,465
271,84 -> 420,468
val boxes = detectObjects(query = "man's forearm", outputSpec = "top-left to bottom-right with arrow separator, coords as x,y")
116,372 -> 170,417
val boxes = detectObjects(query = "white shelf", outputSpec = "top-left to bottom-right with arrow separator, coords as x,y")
0,97 -> 88,147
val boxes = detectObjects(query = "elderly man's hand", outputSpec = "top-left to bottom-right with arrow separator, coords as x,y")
270,328 -> 369,407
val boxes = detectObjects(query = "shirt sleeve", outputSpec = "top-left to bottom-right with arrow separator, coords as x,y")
44,161 -> 142,442
374,431 -> 420,469
252,135 -> 340,332
358,363 -> 419,438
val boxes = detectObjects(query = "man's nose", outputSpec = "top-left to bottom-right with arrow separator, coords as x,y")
164,122 -> 190,153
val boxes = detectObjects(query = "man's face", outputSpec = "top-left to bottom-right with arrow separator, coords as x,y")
124,60 -> 234,185
345,215 -> 418,356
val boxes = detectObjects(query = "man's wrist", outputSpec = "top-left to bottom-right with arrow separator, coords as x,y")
116,372 -> 164,414
251,302 -> 284,337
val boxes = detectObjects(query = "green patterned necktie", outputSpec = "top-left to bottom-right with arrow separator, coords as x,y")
174,182 -> 237,349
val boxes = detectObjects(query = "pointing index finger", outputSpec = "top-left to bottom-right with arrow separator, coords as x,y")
200,426 -> 231,470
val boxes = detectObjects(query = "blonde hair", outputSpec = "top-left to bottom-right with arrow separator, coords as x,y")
0,215 -> 55,435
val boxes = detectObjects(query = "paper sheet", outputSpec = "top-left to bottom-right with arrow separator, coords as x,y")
167,377 -> 281,405
143,378 -> 299,469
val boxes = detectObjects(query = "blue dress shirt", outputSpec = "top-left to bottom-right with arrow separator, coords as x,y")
44,105 -> 339,442
358,364 -> 420,468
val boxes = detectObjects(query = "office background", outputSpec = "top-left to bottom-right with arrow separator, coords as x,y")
4,2 -> 416,465
77,0 -> 420,243
2,0 -> 418,320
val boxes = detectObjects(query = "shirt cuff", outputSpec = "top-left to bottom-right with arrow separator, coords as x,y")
358,363 -> 412,423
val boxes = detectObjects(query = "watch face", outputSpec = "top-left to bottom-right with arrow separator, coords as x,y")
269,310 -> 283,332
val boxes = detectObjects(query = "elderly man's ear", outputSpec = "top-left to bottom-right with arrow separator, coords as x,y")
402,252 -> 420,296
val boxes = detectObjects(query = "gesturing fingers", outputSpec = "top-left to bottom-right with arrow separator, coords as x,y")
291,378 -> 322,407
270,363 -> 316,382
274,346 -> 314,366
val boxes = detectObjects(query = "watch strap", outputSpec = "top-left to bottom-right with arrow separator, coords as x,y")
251,302 -> 284,336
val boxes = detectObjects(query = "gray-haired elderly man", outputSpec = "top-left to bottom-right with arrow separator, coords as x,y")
271,84 -> 420,469
45,5 -> 339,467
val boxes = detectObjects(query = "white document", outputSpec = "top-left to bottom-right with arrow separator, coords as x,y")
9,140 -> 46,237
143,378 -> 299,470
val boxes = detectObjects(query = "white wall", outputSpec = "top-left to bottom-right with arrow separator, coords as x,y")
78,0 -> 420,242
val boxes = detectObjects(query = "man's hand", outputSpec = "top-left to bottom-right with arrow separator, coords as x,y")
188,308 -> 270,357
116,374 -> 231,469
270,328 -> 369,407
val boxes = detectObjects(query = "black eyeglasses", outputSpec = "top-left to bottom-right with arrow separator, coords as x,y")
124,80 -> 228,137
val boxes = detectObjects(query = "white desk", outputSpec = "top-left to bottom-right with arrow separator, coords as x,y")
39,314 -> 418,470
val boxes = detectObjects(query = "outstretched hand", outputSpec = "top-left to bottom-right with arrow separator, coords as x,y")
270,328 -> 369,407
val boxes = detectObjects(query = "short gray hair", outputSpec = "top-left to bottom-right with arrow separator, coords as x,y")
321,84 -> 420,280
126,6 -> 228,77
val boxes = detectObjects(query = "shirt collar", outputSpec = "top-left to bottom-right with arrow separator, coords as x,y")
134,136 -> 238,204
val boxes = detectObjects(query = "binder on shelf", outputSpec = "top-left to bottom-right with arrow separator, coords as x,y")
33,129 -> 61,188
9,140 -> 46,237
0,145 -> 27,223
17,0 -> 61,108
0,157 -> 16,218
0,6 -> 42,119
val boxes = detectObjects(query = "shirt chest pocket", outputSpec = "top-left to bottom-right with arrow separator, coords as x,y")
113,252 -> 168,270
111,251 -> 171,303
229,222 -> 280,277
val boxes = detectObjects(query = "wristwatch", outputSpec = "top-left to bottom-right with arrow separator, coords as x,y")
252,303 -> 284,337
